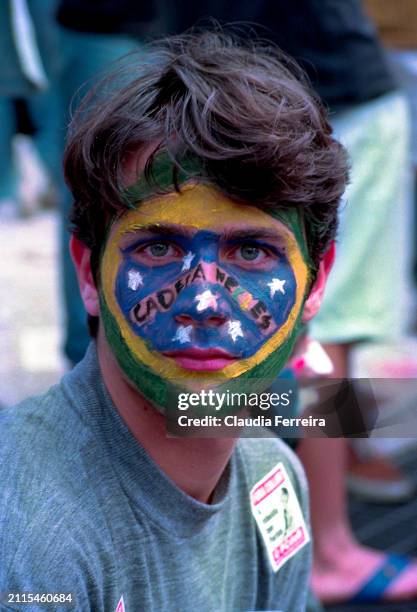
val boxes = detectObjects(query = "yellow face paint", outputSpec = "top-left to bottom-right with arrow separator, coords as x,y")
100,183 -> 310,399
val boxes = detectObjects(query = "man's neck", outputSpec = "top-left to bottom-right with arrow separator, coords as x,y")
97,332 -> 237,504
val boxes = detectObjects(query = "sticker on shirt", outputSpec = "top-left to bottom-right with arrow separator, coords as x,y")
115,595 -> 125,612
250,461 -> 310,572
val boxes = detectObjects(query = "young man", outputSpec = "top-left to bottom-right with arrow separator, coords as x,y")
0,33 -> 347,611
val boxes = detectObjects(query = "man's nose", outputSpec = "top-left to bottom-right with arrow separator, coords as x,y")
172,258 -> 232,328
173,284 -> 232,328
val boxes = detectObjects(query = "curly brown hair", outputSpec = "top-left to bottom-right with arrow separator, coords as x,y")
64,30 -> 348,283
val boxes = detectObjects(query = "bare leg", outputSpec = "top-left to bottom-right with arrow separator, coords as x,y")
297,343 -> 417,604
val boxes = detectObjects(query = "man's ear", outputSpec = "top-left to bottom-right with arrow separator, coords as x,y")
302,241 -> 335,322
70,236 -> 100,317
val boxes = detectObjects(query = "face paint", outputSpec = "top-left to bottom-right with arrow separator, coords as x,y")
127,269 -> 143,291
181,251 -> 195,271
100,182 -> 312,412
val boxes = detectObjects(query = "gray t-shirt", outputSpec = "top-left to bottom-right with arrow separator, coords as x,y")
0,344 -> 311,611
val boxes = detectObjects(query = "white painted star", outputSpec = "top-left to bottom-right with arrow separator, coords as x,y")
268,278 -> 286,298
172,325 -> 193,344
181,251 -> 195,272
195,289 -> 218,312
127,269 -> 144,291
228,320 -> 244,342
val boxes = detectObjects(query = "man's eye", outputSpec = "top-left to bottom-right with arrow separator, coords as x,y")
133,241 -> 182,262
148,242 -> 170,257
234,243 -> 270,263
224,242 -> 277,267
239,244 -> 262,261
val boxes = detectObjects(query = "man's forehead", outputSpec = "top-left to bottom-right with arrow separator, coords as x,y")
116,182 -> 298,236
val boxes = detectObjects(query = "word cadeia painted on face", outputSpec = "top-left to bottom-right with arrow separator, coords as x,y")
129,261 -> 282,333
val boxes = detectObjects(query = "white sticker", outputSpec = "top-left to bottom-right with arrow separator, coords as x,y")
250,462 -> 310,573
115,595 -> 125,612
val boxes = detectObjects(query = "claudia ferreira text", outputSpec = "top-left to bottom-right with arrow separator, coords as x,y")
176,415 -> 326,428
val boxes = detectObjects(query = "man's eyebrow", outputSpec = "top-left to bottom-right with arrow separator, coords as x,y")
123,223 -> 197,238
221,228 -> 285,244
122,224 -> 286,243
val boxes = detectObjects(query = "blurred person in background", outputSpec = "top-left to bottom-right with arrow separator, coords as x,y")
365,0 -> 417,294
0,0 -> 58,219
166,0 -> 417,606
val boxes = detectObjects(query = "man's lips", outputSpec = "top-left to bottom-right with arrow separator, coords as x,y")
163,348 -> 238,371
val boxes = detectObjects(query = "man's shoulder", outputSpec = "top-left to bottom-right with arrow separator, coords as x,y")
0,379 -> 90,459
237,435 -> 304,473
0,379 -> 110,601
236,436 -> 308,501
0,377 -> 97,522
0,344 -> 101,457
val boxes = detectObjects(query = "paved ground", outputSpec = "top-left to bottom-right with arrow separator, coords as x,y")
0,209 -> 66,407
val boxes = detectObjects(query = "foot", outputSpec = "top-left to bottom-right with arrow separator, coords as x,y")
312,544 -> 417,604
